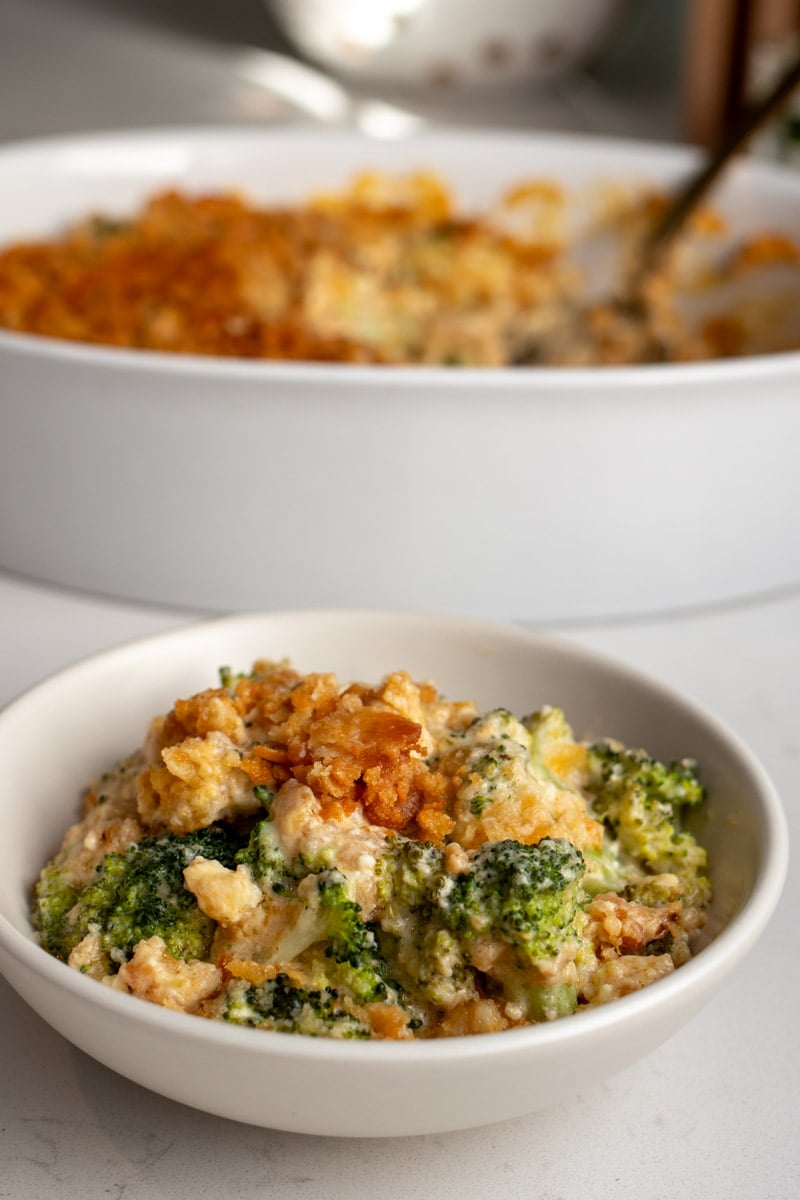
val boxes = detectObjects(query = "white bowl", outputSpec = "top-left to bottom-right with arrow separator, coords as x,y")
266,0 -> 629,89
0,610 -> 788,1136
1,127 -> 799,622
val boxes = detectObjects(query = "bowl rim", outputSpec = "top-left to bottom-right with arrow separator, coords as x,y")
1,123 -> 799,391
0,608 -> 789,1062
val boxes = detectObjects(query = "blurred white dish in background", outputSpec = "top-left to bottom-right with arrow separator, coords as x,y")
0,610 -> 787,1135
0,126 -> 799,621
267,0 -> 629,88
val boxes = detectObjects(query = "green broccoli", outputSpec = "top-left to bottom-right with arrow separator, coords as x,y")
444,837 -> 586,1021
524,705 -> 574,766
33,824 -> 241,965
441,709 -> 532,818
224,972 -> 371,1038
222,859 -> 405,1034
443,838 -> 586,962
586,740 -> 710,906
218,665 -> 249,692
378,838 -> 452,916
440,707 -> 586,829
237,819 -> 401,1008
33,867 -> 80,959
580,843 -> 632,898
376,918 -> 475,1013
310,869 -> 395,1004
376,835 -> 586,1021
235,815 -> 294,894
376,838 -> 477,1011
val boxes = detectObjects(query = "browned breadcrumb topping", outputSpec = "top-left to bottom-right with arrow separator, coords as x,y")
2,170 -> 797,365
142,663 -> 478,842
0,176 -> 563,363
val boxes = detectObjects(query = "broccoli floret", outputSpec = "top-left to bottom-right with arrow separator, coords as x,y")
440,709 -> 531,818
376,835 -> 586,1021
385,923 -> 475,1011
237,827 -> 402,1009
235,815 -> 293,893
313,869 -> 394,1004
441,838 -> 586,1022
376,839 -> 477,1011
224,972 -> 371,1038
33,867 -> 80,958
34,824 -> 241,965
443,838 -> 586,963
229,836 -> 407,1027
523,705 -> 590,796
378,838 -> 452,915
467,744 -> 521,816
581,843 -> 632,897
218,665 -> 242,690
586,741 -> 710,906
524,705 -> 573,763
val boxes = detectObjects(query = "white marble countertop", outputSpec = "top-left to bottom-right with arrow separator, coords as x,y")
1,0 -> 798,1194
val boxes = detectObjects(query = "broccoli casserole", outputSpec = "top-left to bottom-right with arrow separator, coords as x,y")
32,659 -> 712,1040
1,171 -> 798,366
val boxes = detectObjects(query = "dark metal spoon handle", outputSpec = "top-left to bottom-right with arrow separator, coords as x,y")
638,51 -> 800,281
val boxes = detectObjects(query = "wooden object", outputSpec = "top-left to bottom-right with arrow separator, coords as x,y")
682,0 -> 800,146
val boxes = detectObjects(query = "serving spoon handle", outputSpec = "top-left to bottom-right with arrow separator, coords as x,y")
632,51 -> 800,289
